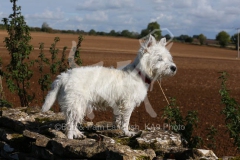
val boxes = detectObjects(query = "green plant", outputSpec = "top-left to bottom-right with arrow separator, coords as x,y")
36,39 -> 69,102
74,35 -> 83,66
140,22 -> 161,40
198,34 -> 207,45
162,98 -> 202,148
219,72 -> 240,151
49,37 -> 60,76
0,58 -> 12,115
231,33 -> 240,50
2,0 -> 34,107
206,125 -> 217,149
59,46 -> 68,72
216,31 -> 230,48
35,43 -> 51,101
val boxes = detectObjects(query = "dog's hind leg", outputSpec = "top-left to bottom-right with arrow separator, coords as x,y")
65,112 -> 86,139
72,118 -> 86,139
62,95 -> 87,139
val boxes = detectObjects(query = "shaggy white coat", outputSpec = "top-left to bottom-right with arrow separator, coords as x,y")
41,35 -> 177,139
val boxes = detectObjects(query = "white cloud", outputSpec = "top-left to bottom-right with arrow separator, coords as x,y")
25,8 -> 64,20
1,0 -> 239,38
76,0 -> 134,11
85,11 -> 108,22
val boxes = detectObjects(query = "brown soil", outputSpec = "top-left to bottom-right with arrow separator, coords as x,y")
0,31 -> 240,157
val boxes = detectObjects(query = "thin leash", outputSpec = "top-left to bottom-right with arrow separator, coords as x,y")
157,80 -> 170,105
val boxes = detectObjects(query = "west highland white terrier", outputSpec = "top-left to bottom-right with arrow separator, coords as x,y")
41,35 -> 177,139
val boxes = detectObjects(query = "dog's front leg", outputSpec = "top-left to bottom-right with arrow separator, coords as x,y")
113,108 -> 122,129
122,108 -> 138,137
113,114 -> 122,129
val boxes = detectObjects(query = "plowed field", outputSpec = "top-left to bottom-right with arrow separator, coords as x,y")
0,31 -> 240,157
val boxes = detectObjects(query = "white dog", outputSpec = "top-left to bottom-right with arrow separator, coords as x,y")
41,35 -> 177,139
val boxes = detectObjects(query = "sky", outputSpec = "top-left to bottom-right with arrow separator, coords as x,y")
0,0 -> 239,39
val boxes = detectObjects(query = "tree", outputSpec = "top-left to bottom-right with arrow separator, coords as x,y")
96,31 -> 106,36
130,31 -> 139,39
185,37 -> 193,43
121,30 -> 131,37
89,29 -> 96,35
109,30 -> 117,36
41,22 -> 52,32
164,34 -> 171,40
231,33 -> 240,50
216,31 -> 230,48
2,0 -> 34,107
177,35 -> 192,42
193,35 -> 199,39
198,34 -> 207,45
140,21 -> 161,40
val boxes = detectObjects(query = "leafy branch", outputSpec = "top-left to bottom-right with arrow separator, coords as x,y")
219,72 -> 240,151
2,0 -> 34,107
162,98 -> 202,148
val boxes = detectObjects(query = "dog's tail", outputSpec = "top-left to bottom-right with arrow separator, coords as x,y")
41,78 -> 62,112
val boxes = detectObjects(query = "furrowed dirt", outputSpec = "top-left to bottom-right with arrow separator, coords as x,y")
0,31 -> 240,156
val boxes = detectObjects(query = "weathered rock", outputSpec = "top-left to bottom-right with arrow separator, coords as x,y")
0,116 -> 25,133
0,128 -> 21,141
46,128 -> 67,139
50,138 -> 107,159
136,130 -> 182,151
97,129 -> 124,137
32,145 -> 57,160
0,141 -> 14,153
23,130 -> 50,147
88,133 -> 115,144
106,144 -> 154,160
0,107 -> 65,133
95,121 -> 115,130
0,107 -> 221,160
144,149 -> 157,160
180,148 -> 218,160
1,151 -> 19,160
82,121 -> 94,128
0,141 -> 19,160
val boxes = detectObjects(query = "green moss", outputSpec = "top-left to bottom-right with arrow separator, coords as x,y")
11,133 -> 24,139
114,137 -> 130,145
230,156 -> 240,160
136,155 -> 151,160
9,134 -> 26,146
35,117 -> 51,123
114,137 -> 139,149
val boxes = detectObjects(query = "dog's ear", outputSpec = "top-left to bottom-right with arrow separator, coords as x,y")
140,34 -> 156,49
159,38 -> 167,46
147,35 -> 157,47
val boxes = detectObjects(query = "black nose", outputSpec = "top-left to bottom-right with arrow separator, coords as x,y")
170,66 -> 176,72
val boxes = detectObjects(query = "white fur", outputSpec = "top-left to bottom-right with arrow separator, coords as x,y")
41,35 -> 177,139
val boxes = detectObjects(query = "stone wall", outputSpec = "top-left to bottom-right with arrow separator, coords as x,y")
0,107 -> 219,160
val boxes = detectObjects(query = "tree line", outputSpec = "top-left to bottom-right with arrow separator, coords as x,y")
0,17 -> 239,50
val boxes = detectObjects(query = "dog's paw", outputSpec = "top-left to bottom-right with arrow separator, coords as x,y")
74,134 -> 86,139
73,130 -> 86,139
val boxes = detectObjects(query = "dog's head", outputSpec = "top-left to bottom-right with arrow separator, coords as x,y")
138,35 -> 177,81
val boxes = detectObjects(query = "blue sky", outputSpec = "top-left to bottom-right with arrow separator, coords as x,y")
0,0 -> 239,39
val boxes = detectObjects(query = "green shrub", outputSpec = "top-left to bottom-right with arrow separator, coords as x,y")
162,98 -> 202,148
2,0 -> 34,107
219,72 -> 240,150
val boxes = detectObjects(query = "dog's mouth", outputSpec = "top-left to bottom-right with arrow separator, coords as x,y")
153,65 -> 177,80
